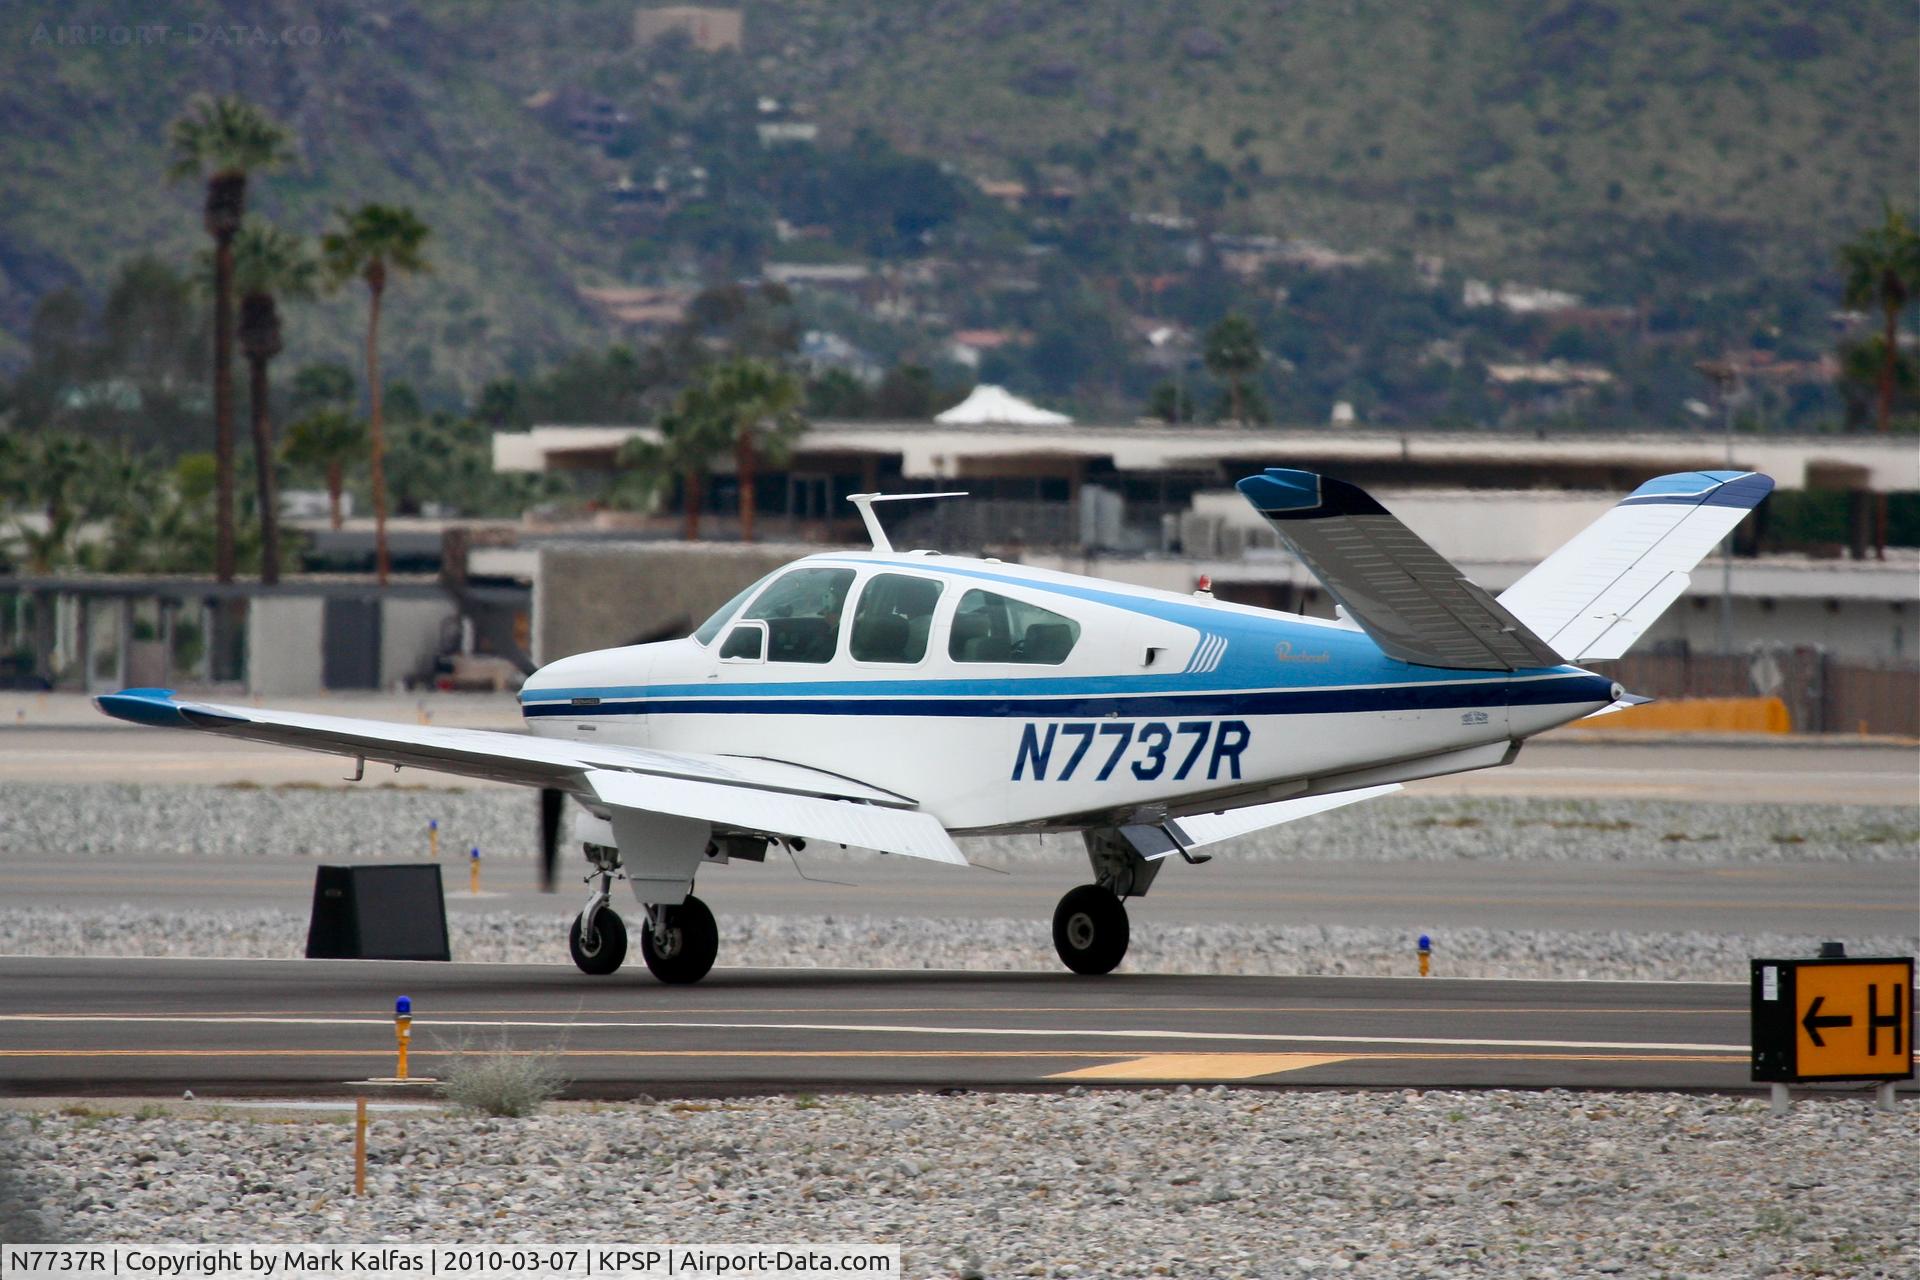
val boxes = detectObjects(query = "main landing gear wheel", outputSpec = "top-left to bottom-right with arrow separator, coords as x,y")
641,894 -> 719,985
1052,884 -> 1129,975
569,908 -> 628,976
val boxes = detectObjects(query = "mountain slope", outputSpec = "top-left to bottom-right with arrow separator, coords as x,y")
0,0 -> 1912,399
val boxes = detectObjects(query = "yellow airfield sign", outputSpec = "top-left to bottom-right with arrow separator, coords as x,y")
1752,956 -> 1915,1083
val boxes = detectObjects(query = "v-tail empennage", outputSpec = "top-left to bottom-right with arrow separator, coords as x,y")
1234,466 -> 1773,674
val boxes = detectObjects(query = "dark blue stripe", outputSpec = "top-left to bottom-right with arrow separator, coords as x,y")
522,675 -> 1614,720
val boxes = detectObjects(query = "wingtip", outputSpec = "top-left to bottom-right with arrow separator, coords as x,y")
1235,468 -> 1321,512
1236,469 -> 1389,519
94,687 -> 191,727
1626,470 -> 1774,509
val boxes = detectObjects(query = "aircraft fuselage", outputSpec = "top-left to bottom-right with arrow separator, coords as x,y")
519,551 -> 1615,833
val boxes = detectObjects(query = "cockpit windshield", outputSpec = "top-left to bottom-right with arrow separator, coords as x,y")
691,573 -> 775,646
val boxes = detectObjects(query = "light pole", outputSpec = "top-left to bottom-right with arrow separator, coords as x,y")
1149,326 -> 1187,425
1694,359 -> 1741,654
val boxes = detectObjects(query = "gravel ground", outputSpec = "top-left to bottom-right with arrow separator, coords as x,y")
4,1091 -> 1916,1277
3,785 -> 1913,864
2,905 -> 1913,983
4,788 -> 1911,981
4,787 -> 1913,1274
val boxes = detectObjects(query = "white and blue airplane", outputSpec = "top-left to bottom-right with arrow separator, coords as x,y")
97,468 -> 1771,983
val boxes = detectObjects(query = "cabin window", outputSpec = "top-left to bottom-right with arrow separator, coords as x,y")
948,589 -> 1081,665
850,573 -> 944,664
692,573 -> 774,646
740,567 -> 855,663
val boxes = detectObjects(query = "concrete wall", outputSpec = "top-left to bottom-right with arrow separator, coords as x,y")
536,542 -> 825,663
380,597 -> 458,690
247,597 -> 325,696
1643,596 -> 1915,667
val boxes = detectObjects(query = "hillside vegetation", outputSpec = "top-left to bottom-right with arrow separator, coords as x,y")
0,0 -> 1912,405
764,0 -> 1915,285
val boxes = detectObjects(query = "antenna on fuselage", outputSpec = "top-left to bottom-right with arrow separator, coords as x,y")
846,491 -> 970,552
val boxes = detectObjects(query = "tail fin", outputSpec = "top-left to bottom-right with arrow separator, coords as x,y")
1497,470 -> 1773,661
1236,469 -> 1564,671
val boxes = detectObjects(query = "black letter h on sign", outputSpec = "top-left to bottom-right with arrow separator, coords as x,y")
1867,983 -> 1904,1056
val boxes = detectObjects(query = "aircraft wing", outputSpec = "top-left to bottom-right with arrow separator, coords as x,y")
94,688 -> 964,865
1236,469 -> 1564,671
1496,470 -> 1775,661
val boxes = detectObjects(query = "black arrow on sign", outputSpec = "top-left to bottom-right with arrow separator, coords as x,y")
1801,995 -> 1853,1047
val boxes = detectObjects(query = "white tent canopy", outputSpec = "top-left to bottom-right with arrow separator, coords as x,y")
933,384 -> 1073,426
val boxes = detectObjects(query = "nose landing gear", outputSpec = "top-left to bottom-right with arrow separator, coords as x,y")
569,843 -> 628,975
569,909 -> 627,975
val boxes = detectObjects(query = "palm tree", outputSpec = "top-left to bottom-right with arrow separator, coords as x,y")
1203,313 -> 1264,424
289,362 -> 356,416
322,204 -> 430,584
618,388 -> 733,541
1839,204 -> 1920,432
229,219 -> 318,584
166,93 -> 294,582
282,409 -> 368,531
702,358 -> 807,542
1,433 -> 112,572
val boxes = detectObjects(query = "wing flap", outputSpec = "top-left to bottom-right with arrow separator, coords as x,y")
1235,470 -> 1562,671
584,769 -> 967,865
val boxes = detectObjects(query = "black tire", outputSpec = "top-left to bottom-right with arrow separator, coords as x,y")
640,894 -> 719,985
569,908 -> 628,976
1052,884 -> 1129,975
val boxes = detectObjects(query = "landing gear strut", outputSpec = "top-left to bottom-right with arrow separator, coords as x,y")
569,844 -> 627,975
1050,827 -> 1170,975
1052,885 -> 1129,974
641,894 -> 718,985
569,909 -> 627,975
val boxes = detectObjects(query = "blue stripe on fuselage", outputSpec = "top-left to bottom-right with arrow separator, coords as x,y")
521,672 -> 1615,719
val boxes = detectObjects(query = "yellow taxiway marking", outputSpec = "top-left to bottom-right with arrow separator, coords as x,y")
1053,1053 -> 1354,1080
0,1013 -> 1746,1052
0,1048 -> 1151,1060
0,1048 -> 1749,1065
1,1004 -> 1743,1019
1049,1050 -> 1767,1081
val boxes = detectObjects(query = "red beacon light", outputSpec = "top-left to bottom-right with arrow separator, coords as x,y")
1194,574 -> 1214,598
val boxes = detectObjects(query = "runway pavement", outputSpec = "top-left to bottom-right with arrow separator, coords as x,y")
7,955 -> 1886,1097
2,712 -> 1910,1099
3,849 -> 1911,939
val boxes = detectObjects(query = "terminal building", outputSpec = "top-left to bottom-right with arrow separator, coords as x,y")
483,420 -> 1920,736
491,421 -> 1919,662
5,421 -> 1912,736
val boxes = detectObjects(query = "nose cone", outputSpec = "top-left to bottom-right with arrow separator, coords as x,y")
520,650 -> 595,698
519,644 -> 657,711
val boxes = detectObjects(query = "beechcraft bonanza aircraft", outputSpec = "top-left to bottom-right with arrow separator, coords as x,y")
98,468 -> 1771,983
